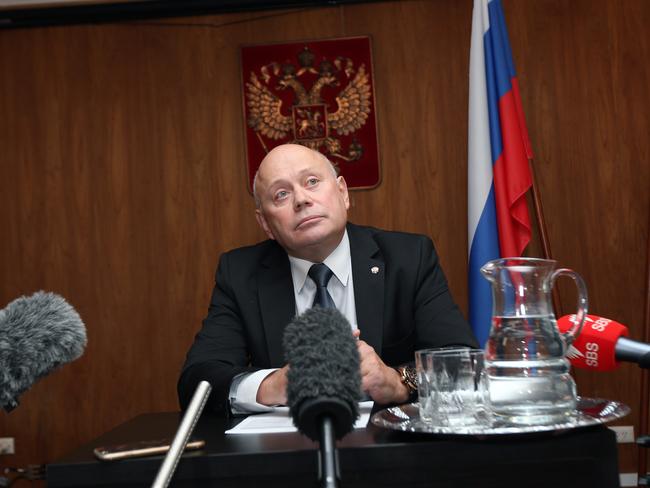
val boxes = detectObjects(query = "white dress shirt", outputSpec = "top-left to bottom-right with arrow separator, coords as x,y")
229,230 -> 357,413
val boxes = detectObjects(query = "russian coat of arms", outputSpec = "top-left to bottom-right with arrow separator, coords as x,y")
241,37 -> 380,191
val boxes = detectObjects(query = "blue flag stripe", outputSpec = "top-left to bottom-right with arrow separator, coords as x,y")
468,185 -> 500,346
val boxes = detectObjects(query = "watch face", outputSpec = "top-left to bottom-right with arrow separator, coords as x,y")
400,366 -> 417,393
406,368 -> 418,392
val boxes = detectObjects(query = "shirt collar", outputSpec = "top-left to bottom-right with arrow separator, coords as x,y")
288,229 -> 351,293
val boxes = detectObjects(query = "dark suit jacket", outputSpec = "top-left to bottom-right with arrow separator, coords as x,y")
178,223 -> 478,414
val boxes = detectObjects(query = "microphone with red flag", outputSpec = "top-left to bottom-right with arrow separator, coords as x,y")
558,314 -> 650,371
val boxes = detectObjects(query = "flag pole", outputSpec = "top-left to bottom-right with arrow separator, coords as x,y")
527,157 -> 562,315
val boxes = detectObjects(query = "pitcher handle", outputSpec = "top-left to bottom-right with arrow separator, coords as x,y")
549,268 -> 589,345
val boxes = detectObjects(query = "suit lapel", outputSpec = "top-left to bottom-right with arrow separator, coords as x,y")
348,224 -> 384,354
258,244 -> 295,366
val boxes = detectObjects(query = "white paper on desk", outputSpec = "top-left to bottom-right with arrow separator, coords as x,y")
225,401 -> 374,435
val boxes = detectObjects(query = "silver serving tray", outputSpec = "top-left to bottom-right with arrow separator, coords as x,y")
371,397 -> 629,436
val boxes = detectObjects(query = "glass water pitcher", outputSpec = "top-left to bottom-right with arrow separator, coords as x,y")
481,258 -> 588,424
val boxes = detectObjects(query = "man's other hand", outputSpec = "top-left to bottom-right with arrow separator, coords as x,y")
353,330 -> 409,404
256,364 -> 289,406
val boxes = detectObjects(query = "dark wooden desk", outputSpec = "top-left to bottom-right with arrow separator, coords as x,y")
47,411 -> 620,487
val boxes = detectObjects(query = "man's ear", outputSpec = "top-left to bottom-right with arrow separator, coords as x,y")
255,209 -> 275,240
337,176 -> 350,210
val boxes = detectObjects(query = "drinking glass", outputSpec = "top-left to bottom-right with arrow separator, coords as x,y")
416,347 -> 488,426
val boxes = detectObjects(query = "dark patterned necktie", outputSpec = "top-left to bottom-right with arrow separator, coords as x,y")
308,263 -> 336,309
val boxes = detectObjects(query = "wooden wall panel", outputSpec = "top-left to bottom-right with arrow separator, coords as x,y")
505,0 -> 650,473
0,0 -> 648,479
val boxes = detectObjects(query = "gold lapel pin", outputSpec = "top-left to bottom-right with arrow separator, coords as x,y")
371,266 -> 379,274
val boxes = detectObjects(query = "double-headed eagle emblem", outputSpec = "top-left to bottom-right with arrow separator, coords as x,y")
245,46 -> 372,162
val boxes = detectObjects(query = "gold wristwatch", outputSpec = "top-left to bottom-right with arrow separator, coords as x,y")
395,365 -> 418,394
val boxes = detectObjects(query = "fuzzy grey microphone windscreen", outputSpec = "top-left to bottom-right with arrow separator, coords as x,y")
0,291 -> 87,411
283,307 -> 361,437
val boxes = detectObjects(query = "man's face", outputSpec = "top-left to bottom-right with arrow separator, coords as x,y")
255,145 -> 350,261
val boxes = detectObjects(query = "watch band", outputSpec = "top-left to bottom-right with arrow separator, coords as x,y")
396,365 -> 418,394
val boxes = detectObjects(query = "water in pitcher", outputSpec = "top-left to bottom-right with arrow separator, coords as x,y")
485,315 -> 577,424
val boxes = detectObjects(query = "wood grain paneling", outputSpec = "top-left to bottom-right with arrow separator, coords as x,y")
505,0 -> 650,473
0,0 -> 648,478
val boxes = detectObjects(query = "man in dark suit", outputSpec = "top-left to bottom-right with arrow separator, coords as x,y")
178,144 -> 477,415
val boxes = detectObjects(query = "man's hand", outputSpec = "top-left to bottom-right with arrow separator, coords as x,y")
353,330 -> 410,404
256,364 -> 289,406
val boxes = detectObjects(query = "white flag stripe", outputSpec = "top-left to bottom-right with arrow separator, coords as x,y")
467,0 -> 493,254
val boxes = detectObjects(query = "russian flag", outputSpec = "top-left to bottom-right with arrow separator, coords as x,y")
468,0 -> 533,346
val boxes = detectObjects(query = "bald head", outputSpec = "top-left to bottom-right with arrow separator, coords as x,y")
253,144 -> 337,208
253,143 -> 350,262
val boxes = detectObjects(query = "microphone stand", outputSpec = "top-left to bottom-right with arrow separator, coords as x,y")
318,416 -> 340,488
151,381 -> 212,488
297,396 -> 350,488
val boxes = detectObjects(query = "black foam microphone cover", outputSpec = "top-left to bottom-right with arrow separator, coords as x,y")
283,307 -> 361,441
